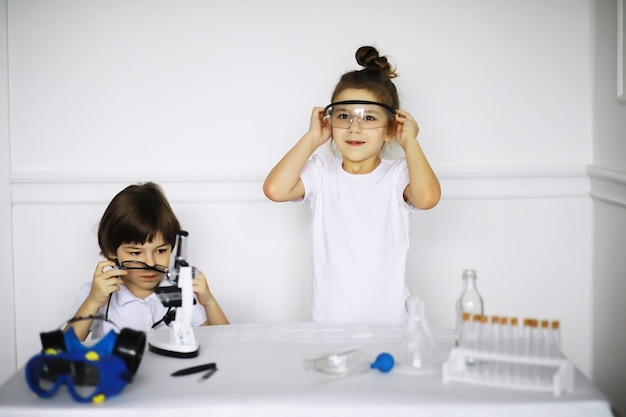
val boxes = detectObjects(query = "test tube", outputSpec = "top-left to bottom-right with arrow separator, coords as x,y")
539,319 -> 552,385
478,315 -> 489,378
490,315 -> 500,353
510,317 -> 522,383
520,319 -> 529,384
529,319 -> 541,384
470,314 -> 482,351
465,315 -> 482,369
499,316 -> 511,381
479,315 -> 490,351
487,315 -> 499,379
540,320 -> 550,352
551,320 -> 562,358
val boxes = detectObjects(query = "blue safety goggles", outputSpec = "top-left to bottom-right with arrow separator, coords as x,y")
25,326 -> 145,403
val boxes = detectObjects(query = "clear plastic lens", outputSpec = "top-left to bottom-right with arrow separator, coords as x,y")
324,102 -> 393,129
73,382 -> 100,400
304,348 -> 369,376
34,358 -> 101,399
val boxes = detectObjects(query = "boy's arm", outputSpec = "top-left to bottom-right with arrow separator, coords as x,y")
263,107 -> 331,202
64,298 -> 102,341
64,260 -> 126,341
201,298 -> 230,326
394,110 -> 441,209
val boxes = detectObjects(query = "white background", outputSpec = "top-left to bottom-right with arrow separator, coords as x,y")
1,0 -> 625,411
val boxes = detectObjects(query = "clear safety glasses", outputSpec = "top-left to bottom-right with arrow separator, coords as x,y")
324,100 -> 396,129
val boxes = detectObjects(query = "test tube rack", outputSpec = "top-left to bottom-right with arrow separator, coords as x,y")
442,347 -> 574,397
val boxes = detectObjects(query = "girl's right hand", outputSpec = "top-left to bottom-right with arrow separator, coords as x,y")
305,107 -> 332,147
87,260 -> 126,308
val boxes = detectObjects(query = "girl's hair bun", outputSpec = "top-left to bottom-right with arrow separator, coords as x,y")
355,46 -> 398,79
331,45 -> 400,109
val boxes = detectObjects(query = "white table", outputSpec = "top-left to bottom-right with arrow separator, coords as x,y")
0,322 -> 613,417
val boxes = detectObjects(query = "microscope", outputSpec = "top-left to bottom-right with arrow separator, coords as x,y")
148,230 -> 200,358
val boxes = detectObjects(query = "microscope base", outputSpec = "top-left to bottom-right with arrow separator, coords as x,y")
147,331 -> 199,358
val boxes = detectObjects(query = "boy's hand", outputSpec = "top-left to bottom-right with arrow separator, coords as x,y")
87,260 -> 126,307
192,270 -> 215,306
393,109 -> 420,149
193,270 -> 230,325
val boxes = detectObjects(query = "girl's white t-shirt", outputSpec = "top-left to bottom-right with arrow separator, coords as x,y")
299,154 -> 416,324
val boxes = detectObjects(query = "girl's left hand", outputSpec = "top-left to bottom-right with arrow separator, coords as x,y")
192,270 -> 215,306
394,109 -> 420,149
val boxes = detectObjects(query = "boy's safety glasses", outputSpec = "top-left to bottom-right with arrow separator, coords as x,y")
324,100 -> 396,129
119,260 -> 168,274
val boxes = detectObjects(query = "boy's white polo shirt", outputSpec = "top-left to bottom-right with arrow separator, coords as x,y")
69,281 -> 208,339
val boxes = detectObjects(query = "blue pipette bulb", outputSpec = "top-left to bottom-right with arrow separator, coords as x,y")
370,352 -> 395,373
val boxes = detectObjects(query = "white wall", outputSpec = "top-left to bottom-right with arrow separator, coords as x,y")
0,0 -> 17,386
1,0 -> 600,388
7,0 -> 592,170
590,0 -> 626,413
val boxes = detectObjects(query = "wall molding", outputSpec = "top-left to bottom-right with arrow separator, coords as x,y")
435,165 -> 590,200
588,165 -> 626,208
10,170 -> 266,205
10,165 -> 594,205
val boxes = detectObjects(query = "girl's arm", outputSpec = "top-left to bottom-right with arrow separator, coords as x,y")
263,107 -> 331,202
193,271 -> 230,325
394,110 -> 441,209
65,260 -> 126,341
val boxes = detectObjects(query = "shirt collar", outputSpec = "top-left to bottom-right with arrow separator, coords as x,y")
114,283 -> 163,306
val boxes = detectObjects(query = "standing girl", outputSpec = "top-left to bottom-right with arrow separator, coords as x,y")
263,46 -> 440,324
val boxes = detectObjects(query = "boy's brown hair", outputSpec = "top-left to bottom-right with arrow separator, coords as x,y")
98,182 -> 180,258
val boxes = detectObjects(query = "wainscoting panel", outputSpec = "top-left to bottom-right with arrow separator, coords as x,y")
9,165 -> 598,377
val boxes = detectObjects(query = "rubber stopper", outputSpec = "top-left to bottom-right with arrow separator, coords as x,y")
370,352 -> 395,373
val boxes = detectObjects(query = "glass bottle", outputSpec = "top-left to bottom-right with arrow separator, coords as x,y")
457,312 -> 471,348
455,269 -> 484,346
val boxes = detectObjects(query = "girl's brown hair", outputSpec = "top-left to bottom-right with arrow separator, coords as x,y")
97,182 -> 180,258
331,46 -> 400,110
